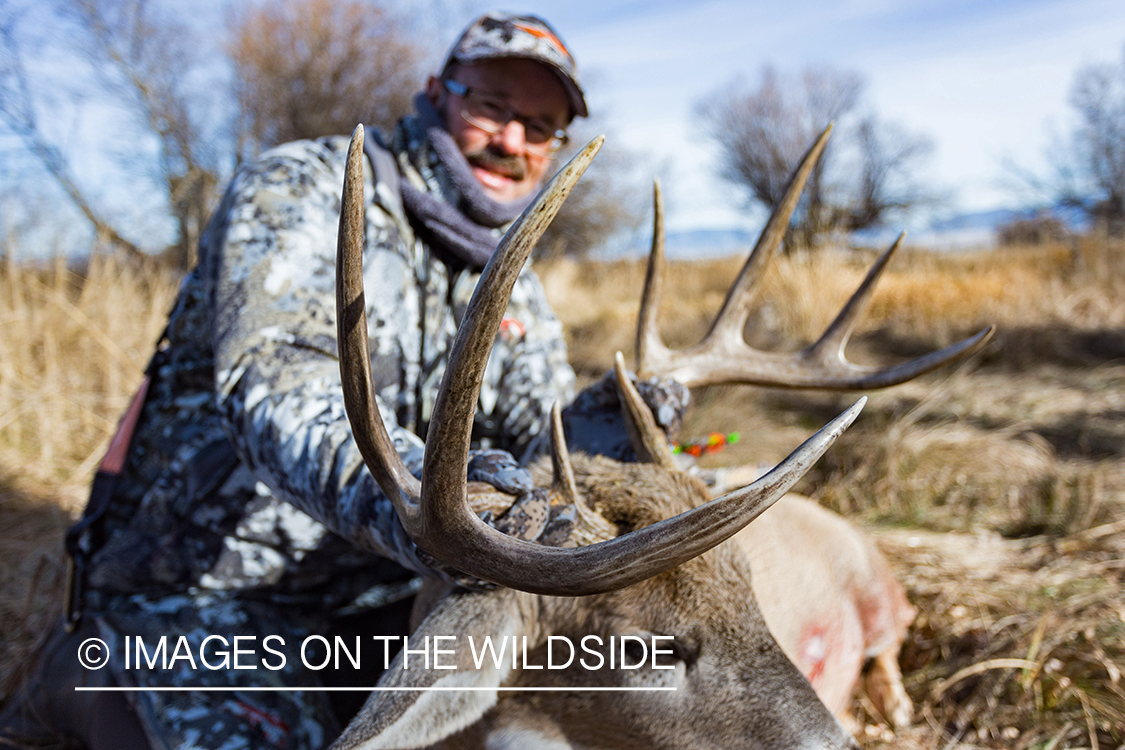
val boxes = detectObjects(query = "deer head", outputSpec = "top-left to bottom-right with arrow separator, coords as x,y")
331,125 -> 991,749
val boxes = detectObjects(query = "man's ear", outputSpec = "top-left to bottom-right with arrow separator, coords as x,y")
425,75 -> 444,108
330,588 -> 533,750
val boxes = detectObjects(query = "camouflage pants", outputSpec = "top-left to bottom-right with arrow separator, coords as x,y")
6,587 -> 415,750
93,592 -> 338,750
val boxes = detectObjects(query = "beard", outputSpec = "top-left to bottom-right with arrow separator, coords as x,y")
464,146 -> 527,182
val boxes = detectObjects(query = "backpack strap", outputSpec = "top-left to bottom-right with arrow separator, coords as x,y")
63,329 -> 165,631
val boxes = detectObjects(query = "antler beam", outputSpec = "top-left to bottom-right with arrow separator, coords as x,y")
635,126 -> 994,389
336,125 -> 863,596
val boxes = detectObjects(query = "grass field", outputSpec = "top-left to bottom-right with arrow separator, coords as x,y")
1,236 -> 1123,748
541,236 -> 1125,749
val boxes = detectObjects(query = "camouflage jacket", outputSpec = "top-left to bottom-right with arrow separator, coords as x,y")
84,117 -> 575,610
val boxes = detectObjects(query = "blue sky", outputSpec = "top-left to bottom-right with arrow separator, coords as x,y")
453,0 -> 1125,232
4,0 -> 1125,251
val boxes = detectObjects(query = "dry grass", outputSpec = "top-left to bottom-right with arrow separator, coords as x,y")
860,525 -> 1125,749
0,251 -> 176,700
1,237 -> 1123,747
0,252 -> 177,491
540,235 -> 1125,748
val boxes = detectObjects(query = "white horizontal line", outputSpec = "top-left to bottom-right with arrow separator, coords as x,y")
75,686 -> 677,692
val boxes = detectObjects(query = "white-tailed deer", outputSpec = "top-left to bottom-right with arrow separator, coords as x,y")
331,126 -> 991,749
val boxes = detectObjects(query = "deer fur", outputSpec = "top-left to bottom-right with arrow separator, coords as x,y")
331,456 -> 868,750
737,494 -> 915,729
330,126 -> 990,750
400,493 -> 917,749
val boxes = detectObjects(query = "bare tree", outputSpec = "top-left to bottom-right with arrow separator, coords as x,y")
0,0 -> 225,267
996,211 -> 1070,247
227,0 -> 426,156
3,0 -> 425,267
1055,44 -> 1125,236
698,65 -> 936,249
0,3 -> 144,259
845,115 -> 936,231
64,0 -> 225,268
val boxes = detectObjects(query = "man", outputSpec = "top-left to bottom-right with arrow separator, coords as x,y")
1,11 -> 684,750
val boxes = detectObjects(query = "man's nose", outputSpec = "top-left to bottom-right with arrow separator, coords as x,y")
492,119 -> 527,155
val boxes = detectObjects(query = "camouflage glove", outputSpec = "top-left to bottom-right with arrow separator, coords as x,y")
561,370 -> 690,462
466,449 -> 534,495
414,449 -> 576,590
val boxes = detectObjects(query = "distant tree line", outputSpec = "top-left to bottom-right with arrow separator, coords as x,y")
698,47 -> 1125,249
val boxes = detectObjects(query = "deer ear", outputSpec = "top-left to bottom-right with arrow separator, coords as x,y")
330,588 -> 529,750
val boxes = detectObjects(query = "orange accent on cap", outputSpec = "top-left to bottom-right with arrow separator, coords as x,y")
512,21 -> 570,60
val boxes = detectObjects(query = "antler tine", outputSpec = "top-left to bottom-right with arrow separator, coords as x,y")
522,396 -> 866,596
812,232 -> 907,359
547,401 -> 615,544
614,352 -> 677,470
336,125 -> 422,529
815,324 -> 995,390
712,397 -> 865,515
419,135 -> 604,547
338,133 -> 869,596
706,124 -> 833,347
635,180 -> 668,373
798,233 -> 997,390
548,401 -> 580,507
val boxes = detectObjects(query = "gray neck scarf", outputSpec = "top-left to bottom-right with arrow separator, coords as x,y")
396,95 -> 533,268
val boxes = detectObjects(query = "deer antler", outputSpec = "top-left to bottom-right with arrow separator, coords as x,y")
613,351 -> 678,470
337,125 -> 864,596
635,126 -> 994,389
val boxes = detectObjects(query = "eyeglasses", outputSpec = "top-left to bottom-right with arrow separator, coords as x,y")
442,79 -> 568,156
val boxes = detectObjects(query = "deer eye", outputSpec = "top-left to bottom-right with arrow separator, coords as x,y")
622,638 -> 648,666
649,635 -> 696,668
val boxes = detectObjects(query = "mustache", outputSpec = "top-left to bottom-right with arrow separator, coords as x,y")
465,147 -> 527,181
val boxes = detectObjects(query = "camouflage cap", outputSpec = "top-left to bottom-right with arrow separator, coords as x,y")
442,12 -> 588,119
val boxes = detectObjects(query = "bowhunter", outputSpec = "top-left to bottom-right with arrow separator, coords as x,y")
0,13 -> 688,749
0,10 -> 994,749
